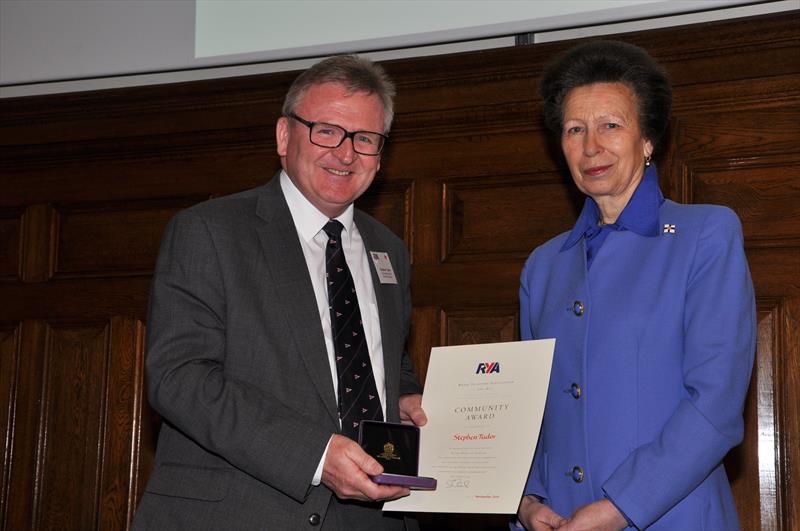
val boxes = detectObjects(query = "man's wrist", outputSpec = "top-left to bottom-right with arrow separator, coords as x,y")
312,435 -> 335,486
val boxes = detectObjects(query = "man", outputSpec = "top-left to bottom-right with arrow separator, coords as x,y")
133,55 -> 426,530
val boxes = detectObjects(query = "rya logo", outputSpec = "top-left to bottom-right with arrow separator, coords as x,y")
475,362 -> 500,374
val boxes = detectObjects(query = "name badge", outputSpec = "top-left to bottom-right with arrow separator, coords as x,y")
370,251 -> 398,284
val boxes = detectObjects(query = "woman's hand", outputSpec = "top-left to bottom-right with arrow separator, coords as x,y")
559,499 -> 628,531
518,495 -> 568,530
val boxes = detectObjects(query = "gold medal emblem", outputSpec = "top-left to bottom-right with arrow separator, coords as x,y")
378,442 -> 401,461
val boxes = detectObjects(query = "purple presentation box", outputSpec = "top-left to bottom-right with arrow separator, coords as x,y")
358,420 -> 437,490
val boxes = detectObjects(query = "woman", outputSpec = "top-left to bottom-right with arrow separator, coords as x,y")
516,41 -> 755,531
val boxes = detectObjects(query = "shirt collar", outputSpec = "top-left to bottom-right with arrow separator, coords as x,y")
561,165 -> 664,251
280,170 -> 355,243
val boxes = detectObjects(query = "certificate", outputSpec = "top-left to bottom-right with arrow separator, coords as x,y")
384,339 -> 554,514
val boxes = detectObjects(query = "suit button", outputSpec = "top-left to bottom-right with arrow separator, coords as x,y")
573,300 -> 584,316
571,466 -> 584,483
570,383 -> 581,399
308,513 -> 321,526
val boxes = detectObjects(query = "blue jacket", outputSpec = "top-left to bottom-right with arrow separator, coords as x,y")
520,197 -> 755,529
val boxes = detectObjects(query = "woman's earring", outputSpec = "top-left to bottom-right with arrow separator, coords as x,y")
645,155 -> 652,167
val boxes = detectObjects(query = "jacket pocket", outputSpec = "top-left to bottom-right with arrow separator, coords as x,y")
145,463 -> 234,501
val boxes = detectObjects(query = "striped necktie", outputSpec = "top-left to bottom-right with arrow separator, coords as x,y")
323,220 -> 383,439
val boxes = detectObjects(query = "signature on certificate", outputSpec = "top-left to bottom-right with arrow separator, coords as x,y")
445,478 -> 471,489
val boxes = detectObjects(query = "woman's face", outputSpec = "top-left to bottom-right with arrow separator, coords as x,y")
561,82 -> 653,211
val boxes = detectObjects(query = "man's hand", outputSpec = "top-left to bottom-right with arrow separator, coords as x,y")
321,434 -> 411,501
559,499 -> 627,531
399,393 -> 427,426
518,495 -> 568,531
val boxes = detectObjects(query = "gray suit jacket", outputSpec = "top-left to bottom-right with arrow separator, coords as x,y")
133,174 -> 422,530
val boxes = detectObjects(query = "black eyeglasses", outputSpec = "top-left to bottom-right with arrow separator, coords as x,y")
288,113 -> 387,156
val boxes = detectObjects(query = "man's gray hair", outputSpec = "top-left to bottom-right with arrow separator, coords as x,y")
282,54 -> 396,132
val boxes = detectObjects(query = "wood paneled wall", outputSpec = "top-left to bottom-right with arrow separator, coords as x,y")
1,12 -> 798,531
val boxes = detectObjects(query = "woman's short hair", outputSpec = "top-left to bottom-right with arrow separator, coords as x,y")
539,40 -> 672,145
282,54 -> 396,133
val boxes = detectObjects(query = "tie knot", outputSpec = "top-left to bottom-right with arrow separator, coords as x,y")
323,220 -> 344,240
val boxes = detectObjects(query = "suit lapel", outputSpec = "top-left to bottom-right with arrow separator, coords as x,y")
354,212 -> 401,416
254,176 -> 339,426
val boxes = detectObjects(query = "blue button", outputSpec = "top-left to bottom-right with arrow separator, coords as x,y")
573,301 -> 584,316
571,466 -> 584,483
570,383 -> 581,399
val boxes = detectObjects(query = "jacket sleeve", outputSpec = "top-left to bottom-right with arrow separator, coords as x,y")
145,210 -> 332,503
602,207 -> 756,528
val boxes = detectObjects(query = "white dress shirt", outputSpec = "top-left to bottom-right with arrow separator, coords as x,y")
280,171 -> 387,484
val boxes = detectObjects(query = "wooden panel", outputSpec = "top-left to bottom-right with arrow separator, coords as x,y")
660,46 -> 799,90
674,110 -> 799,160
687,156 -> 800,247
773,296 -> 800,531
442,173 -> 580,263
1,316 -> 152,531
53,198 -> 199,277
384,132 -> 555,179
36,322 -> 109,530
782,308 -> 800,531
132,376 -> 159,528
441,307 -> 518,346
4,317 -> 148,531
4,320 -> 47,530
355,179 -> 412,243
0,324 -> 20,527
747,247 -> 800,294
98,317 -> 147,530
410,307 -> 439,385
409,178 -> 445,267
754,303 -> 779,531
20,204 -> 54,283
0,148 -> 274,209
0,75 -> 290,146
0,277 -> 152,322
0,212 -> 21,279
673,74 -> 800,113
727,300 -> 779,530
745,242 -> 800,531
413,263 -> 521,308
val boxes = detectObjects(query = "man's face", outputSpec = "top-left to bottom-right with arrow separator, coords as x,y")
276,82 -> 385,218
